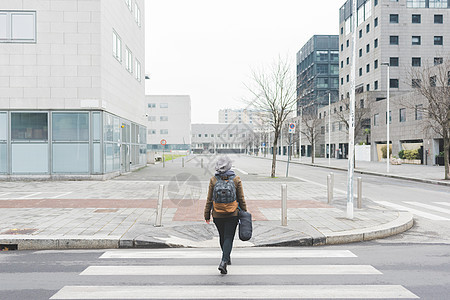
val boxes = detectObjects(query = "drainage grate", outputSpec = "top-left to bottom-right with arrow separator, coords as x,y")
94,209 -> 119,213
1,244 -> 18,251
2,228 -> 37,235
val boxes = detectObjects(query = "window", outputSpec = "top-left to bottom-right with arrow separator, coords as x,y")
374,17 -> 378,27
125,47 -> 133,73
341,77 -> 344,85
125,0 -> 132,11
386,111 -> 392,124
412,36 -> 421,45
112,30 -> 122,62
0,11 -> 36,43
341,27 -> 344,34
374,80 -> 379,90
374,59 -> 378,69
412,14 -> 421,23
366,84 -> 370,91
434,36 -> 443,45
346,57 -> 349,65
430,75 -> 437,87
160,103 -> 168,108
407,0 -> 426,7
366,44 -> 370,53
160,129 -> 168,135
366,24 -> 370,33
366,64 -> 370,73
341,44 -> 344,51
52,113 -> 89,141
135,59 -> 141,81
317,64 -> 328,74
375,0 -> 378,5
415,105 -> 423,120
434,57 -> 443,65
434,14 -> 443,24
134,3 -> 141,26
360,99 -> 365,109
148,129 -> 156,135
359,49 -> 362,57
359,29 -> 363,38
160,116 -> 168,121
412,79 -> 421,88
148,103 -> 156,108
347,74 -> 349,82
321,126 -> 325,134
374,38 -> 378,48
316,51 -> 329,61
346,40 -> 349,47
412,57 -> 421,67
359,68 -> 363,76
11,113 -> 48,140
399,108 -> 406,122
430,0 -> 448,8
390,57 -> 399,67
341,61 -> 344,68
374,114 -> 379,126
330,51 -> 339,62
390,79 -> 399,88
317,78 -> 328,88
390,36 -> 399,45
330,65 -> 339,75
147,116 -> 156,121
390,14 -> 399,23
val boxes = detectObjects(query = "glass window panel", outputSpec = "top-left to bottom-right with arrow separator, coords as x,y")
113,144 -> 120,170
0,112 -> 6,140
93,143 -> 101,173
316,51 -> 328,61
113,117 -> 120,142
365,1 -> 372,19
11,12 -> 35,41
11,112 -> 48,141
317,64 -> 328,74
52,143 -> 89,173
52,112 -> 89,141
93,112 -> 101,141
104,113 -> 113,142
330,65 -> 339,75
330,51 -> 339,62
12,143 -> 48,173
105,143 -> 113,173
0,13 -> 7,39
0,143 -> 6,173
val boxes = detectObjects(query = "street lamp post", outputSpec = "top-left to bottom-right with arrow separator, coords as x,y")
328,92 -> 331,166
381,62 -> 390,173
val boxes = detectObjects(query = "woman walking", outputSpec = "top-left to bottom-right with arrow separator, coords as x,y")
204,156 -> 247,274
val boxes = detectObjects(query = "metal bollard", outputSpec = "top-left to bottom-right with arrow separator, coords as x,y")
182,158 -> 185,168
327,175 -> 332,204
330,172 -> 334,200
201,158 -> 203,169
163,156 -> 165,168
281,184 -> 287,226
357,177 -> 362,209
154,184 -> 165,227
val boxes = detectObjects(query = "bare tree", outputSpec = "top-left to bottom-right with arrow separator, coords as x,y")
406,59 -> 450,179
335,97 -> 371,145
245,56 -> 298,177
299,104 -> 322,164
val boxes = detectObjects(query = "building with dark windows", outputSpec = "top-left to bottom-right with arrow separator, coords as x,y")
0,0 -> 147,179
296,35 -> 340,114
337,0 -> 449,164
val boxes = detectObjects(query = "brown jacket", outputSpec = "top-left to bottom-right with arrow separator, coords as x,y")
204,174 -> 247,220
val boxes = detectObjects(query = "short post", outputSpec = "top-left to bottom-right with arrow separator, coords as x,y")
357,177 -> 362,209
330,172 -> 334,200
172,154 -> 173,162
154,184 -> 165,227
182,158 -> 185,168
201,158 -> 203,169
281,184 -> 287,226
327,174 -> 332,204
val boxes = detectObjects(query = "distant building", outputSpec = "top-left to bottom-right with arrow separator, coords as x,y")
191,124 -> 255,154
218,109 -> 267,126
0,0 -> 146,178
146,95 -> 191,151
296,35 -> 340,114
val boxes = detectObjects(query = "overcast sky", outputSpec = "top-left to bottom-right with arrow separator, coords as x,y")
145,0 -> 343,123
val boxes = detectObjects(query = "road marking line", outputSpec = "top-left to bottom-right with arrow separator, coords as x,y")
20,192 -> 42,199
234,167 -> 249,175
435,202 -> 450,208
100,249 -> 357,259
50,285 -> 418,299
375,201 -> 450,221
80,265 -> 381,276
52,192 -> 73,199
291,176 -> 347,194
405,202 -> 450,215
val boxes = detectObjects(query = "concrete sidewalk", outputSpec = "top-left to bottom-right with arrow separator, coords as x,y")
0,155 -> 414,250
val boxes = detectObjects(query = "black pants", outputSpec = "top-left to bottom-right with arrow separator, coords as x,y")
213,216 -> 238,263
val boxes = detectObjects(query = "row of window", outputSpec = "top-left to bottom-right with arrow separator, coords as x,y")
147,116 -> 168,122
389,35 -> 444,46
112,30 -> 142,82
194,133 -> 247,138
125,0 -> 142,27
406,0 -> 449,8
373,105 -> 423,126
148,129 -> 168,135
0,11 -> 36,43
148,103 -> 169,108
390,13 -> 444,24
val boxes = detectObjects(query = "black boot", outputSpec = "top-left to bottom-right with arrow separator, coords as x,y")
218,260 -> 227,274
227,259 -> 231,265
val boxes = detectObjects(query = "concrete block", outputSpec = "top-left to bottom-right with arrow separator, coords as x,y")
78,0 -> 101,12
0,77 -> 9,87
37,32 -> 64,44
51,65 -> 77,76
0,54 -> 10,64
78,22 -> 100,33
23,0 -> 51,9
51,22 -> 78,33
77,65 -> 100,76
77,44 -> 101,55
0,66 -> 24,77
24,87 -> 50,98
9,98 -> 37,109
37,98 -> 65,109
64,12 -> 91,23
10,76 -> 37,88
51,44 -> 78,55
64,33 -> 91,44
23,66 -> 51,77
51,0 -> 78,11
51,87 -> 77,98
64,55 -> 92,66
64,76 -> 91,88
0,88 -> 24,98
10,54 -> 37,65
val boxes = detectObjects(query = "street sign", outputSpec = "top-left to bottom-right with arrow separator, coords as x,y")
160,139 -> 167,146
289,123 -> 296,133
262,143 -> 266,147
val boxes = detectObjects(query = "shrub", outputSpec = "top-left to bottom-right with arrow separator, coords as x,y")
398,150 -> 405,159
403,149 -> 420,160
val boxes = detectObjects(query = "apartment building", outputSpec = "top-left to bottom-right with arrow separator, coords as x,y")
146,95 -> 191,151
218,108 -> 267,127
0,0 -> 146,178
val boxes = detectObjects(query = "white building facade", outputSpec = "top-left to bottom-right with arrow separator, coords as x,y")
0,0 -> 146,178
146,95 -> 191,151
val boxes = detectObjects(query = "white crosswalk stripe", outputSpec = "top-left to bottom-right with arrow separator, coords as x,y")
405,202 -> 450,215
434,202 -> 450,208
50,249 -> 419,299
375,200 -> 450,221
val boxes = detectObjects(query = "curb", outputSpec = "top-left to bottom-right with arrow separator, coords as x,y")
253,156 -> 450,187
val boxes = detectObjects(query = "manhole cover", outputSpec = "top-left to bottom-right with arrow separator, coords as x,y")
2,228 -> 37,235
94,209 -> 119,213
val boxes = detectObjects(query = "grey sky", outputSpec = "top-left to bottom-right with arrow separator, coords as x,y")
145,0 -> 343,123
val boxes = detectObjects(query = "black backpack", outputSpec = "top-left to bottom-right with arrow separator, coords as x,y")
212,175 -> 237,213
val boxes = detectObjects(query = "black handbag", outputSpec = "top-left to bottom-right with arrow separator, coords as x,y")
238,209 -> 252,241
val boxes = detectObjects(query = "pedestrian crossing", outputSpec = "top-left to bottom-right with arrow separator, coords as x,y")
375,201 -> 450,221
50,248 -> 419,299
